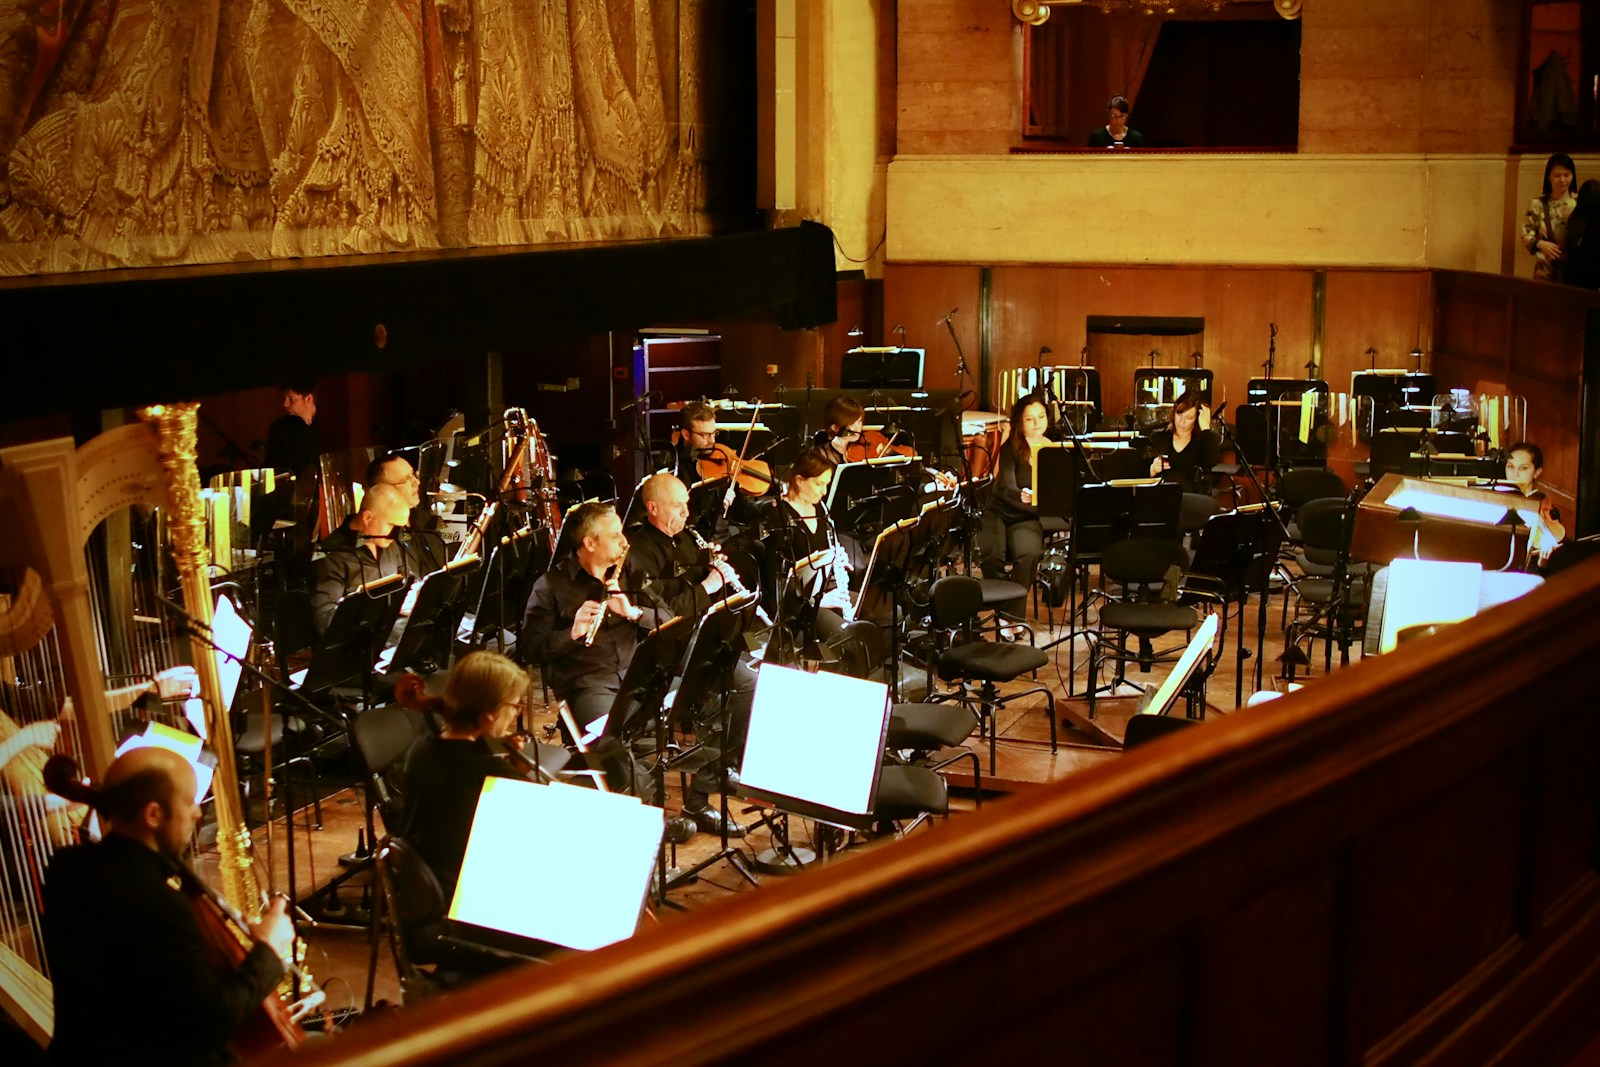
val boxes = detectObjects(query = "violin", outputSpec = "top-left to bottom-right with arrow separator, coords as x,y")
844,428 -> 917,464
393,672 -> 539,779
693,442 -> 775,496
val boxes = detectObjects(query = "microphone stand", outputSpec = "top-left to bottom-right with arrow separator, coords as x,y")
1212,416 -> 1296,694
944,313 -> 970,395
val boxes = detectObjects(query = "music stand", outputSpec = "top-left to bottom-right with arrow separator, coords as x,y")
826,457 -> 919,538
1186,505 -> 1283,706
449,778 -> 663,952
1056,481 -> 1183,690
850,514 -> 921,699
1129,613 -> 1220,724
661,593 -> 763,896
301,578 -> 405,696
841,347 -> 925,390
598,614 -> 694,745
737,663 -> 891,833
385,556 -> 481,674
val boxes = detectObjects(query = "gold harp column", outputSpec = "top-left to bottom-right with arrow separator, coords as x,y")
137,403 -> 263,919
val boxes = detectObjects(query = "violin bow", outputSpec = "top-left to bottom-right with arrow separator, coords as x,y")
723,404 -> 761,516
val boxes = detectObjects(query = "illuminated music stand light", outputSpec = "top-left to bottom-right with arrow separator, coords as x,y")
1130,614 -> 1219,721
449,778 -> 663,952
738,664 -> 891,832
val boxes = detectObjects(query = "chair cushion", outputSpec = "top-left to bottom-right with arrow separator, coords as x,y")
977,578 -> 1029,606
874,764 -> 948,819
1098,602 -> 1197,634
938,641 -> 1049,682
888,703 -> 977,750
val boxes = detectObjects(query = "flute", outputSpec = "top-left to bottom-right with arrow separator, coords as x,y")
582,546 -> 628,646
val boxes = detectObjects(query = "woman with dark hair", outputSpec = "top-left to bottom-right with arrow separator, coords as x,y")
1560,179 -> 1600,289
775,449 -> 852,640
1148,390 -> 1220,494
977,393 -> 1052,619
1504,441 -> 1568,565
398,651 -> 530,898
813,394 -> 866,463
1523,152 -> 1578,281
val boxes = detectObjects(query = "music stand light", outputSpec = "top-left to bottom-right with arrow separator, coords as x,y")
449,778 -> 663,952
1131,613 -> 1219,721
738,664 -> 890,832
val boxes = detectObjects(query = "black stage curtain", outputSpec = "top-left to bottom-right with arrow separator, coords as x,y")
0,222 -> 835,421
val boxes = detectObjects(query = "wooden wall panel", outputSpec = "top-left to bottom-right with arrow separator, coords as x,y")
880,265 -> 982,395
895,5 -> 1019,155
1530,707 -> 1600,933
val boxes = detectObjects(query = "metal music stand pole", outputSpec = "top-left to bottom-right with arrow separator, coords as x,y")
1214,416 -> 1295,693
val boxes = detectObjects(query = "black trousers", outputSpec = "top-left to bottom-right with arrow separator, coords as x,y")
977,512 -> 1043,616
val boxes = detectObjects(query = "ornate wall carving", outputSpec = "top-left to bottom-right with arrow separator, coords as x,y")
0,0 -> 710,275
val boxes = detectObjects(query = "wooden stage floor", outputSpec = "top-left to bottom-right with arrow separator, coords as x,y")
191,583 -> 1357,1023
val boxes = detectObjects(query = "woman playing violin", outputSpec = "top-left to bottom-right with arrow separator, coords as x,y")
814,394 -> 866,465
43,746 -> 296,1067
397,651 -> 531,901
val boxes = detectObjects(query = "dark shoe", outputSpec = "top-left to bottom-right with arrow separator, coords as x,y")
664,816 -> 698,845
683,805 -> 747,837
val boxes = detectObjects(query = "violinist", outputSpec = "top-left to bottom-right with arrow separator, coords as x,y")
814,394 -> 866,465
672,401 -> 773,537
1504,441 -> 1568,565
978,393 -> 1051,621
775,450 -> 854,643
396,651 -> 533,902
42,746 -> 295,1067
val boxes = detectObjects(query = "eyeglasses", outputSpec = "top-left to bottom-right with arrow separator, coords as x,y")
840,428 -> 863,439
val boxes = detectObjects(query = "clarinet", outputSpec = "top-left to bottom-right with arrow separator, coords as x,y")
689,529 -> 772,625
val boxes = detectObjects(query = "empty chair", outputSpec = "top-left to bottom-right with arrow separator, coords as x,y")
1088,539 -> 1203,719
929,576 -> 1056,775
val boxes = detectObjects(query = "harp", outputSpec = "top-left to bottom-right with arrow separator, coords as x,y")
0,404 -> 273,1045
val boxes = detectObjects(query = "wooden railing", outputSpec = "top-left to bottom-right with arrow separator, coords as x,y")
278,557 -> 1600,1067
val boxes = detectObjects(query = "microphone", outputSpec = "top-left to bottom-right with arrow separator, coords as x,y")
1040,345 -> 1053,357
618,391 -> 656,413
935,308 -> 959,327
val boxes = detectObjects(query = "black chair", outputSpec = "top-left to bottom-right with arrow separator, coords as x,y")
930,576 -> 1056,775
830,620 -> 983,801
1088,539 -> 1204,719
1284,498 -> 1369,673
372,838 -> 544,1003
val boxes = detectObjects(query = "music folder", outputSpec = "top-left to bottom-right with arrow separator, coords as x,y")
449,778 -> 664,952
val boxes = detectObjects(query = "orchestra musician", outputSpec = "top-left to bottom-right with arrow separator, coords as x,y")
520,501 -> 653,732
264,380 -> 319,476
671,400 -> 771,537
1147,389 -> 1221,495
311,482 -> 437,635
395,651 -> 532,901
775,450 -> 854,643
1504,441 -> 1568,564
367,451 -> 423,510
42,746 -> 295,1067
623,473 -> 758,762
978,393 -> 1051,620
814,394 -> 866,464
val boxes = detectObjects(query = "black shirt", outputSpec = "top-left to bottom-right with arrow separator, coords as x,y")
990,446 -> 1039,523
44,834 -> 285,1067
624,521 -> 713,622
264,415 -> 318,476
520,555 -> 665,699
311,525 -> 438,635
1149,428 -> 1221,495
398,735 -> 519,900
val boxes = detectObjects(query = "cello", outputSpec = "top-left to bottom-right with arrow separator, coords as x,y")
41,755 -> 320,1059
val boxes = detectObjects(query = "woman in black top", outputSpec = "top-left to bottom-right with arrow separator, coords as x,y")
774,449 -> 852,643
1148,389 -> 1221,494
978,393 -> 1052,618
399,651 -> 529,900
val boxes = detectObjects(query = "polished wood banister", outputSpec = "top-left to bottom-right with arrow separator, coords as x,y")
280,558 -> 1600,1067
